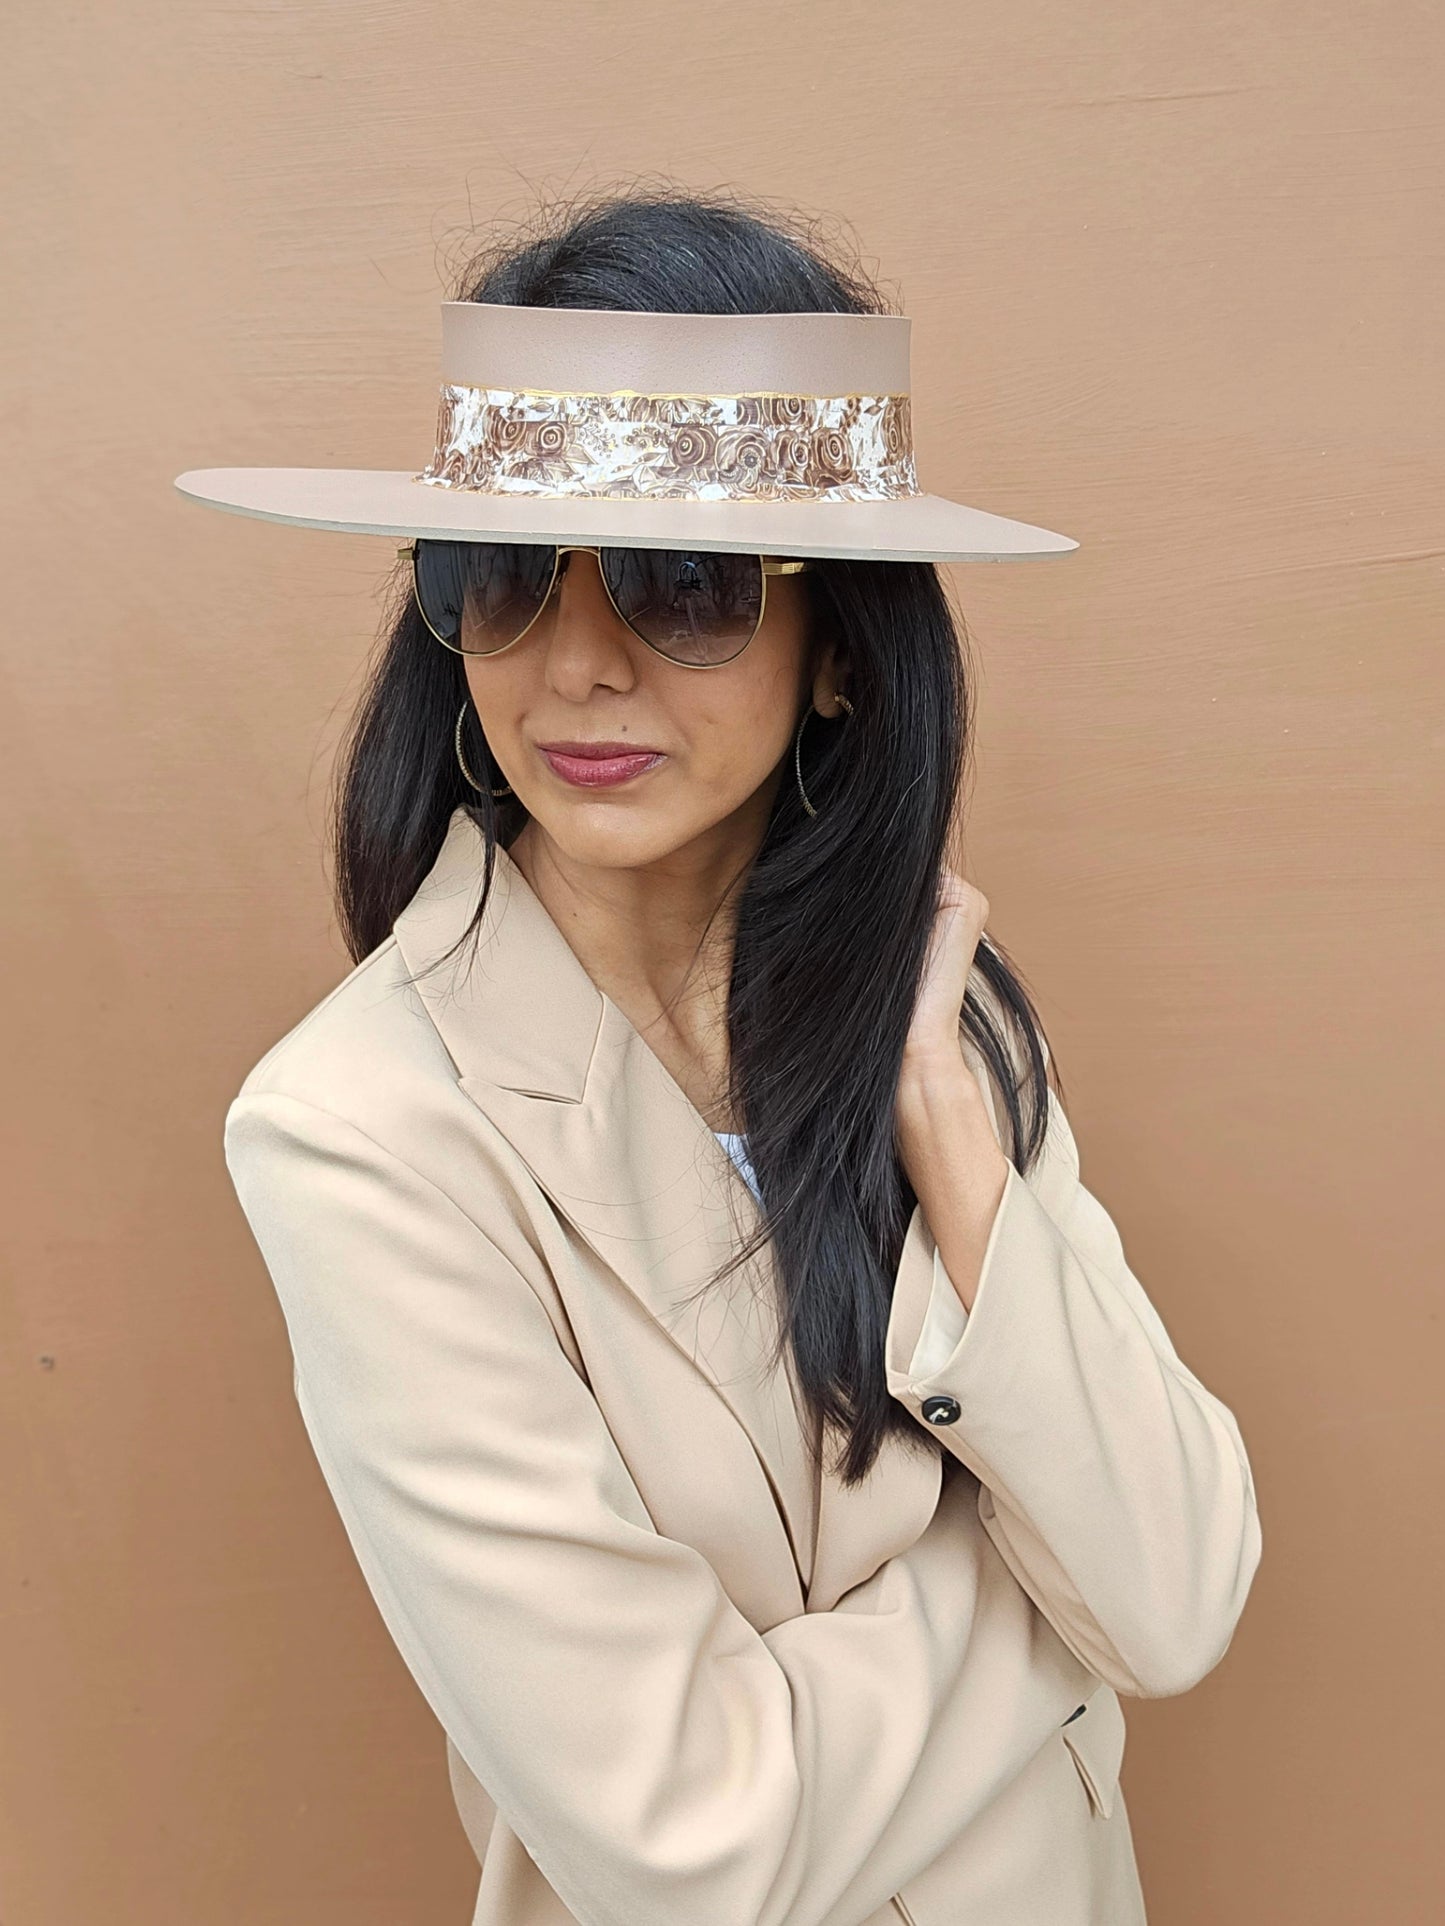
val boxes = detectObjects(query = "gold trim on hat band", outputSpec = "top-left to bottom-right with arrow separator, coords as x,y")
413,384 -> 917,503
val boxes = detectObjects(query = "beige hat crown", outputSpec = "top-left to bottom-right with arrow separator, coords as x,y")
174,300 -> 1079,563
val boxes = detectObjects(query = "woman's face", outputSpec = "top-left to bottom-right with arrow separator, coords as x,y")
462,549 -> 845,872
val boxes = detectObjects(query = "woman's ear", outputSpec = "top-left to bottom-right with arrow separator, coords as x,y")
806,615 -> 849,699
810,638 -> 852,713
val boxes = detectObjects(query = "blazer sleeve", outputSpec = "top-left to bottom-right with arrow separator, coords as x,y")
224,1090 -> 1099,1926
884,1068 -> 1264,1701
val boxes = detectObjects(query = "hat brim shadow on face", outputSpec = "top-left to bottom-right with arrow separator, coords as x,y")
172,467 -> 1079,565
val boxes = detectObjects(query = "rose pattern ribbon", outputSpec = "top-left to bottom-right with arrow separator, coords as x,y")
414,384 -> 917,502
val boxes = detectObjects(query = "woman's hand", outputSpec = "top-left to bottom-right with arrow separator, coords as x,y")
895,867 -> 1011,1311
902,867 -> 991,1070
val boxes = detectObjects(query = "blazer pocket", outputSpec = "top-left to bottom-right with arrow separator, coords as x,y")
1060,1688 -> 1127,1820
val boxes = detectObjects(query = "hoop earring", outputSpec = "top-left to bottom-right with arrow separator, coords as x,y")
455,701 -> 514,798
794,691 -> 854,819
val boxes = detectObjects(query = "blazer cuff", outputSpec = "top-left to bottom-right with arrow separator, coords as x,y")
897,1170 -> 1014,1378
889,1164 -> 1016,1386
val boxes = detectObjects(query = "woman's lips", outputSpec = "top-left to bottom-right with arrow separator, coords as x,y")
538,747 -> 668,788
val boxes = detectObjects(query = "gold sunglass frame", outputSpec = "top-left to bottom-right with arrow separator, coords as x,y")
398,540 -> 809,668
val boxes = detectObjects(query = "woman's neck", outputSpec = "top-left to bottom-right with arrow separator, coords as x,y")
506,823 -> 750,1134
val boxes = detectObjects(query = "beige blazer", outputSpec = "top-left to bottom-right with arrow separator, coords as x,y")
224,805 -> 1262,1926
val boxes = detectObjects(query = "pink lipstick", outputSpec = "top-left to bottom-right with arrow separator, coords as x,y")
537,741 -> 668,788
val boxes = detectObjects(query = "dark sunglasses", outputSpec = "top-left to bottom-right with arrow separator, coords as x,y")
400,539 -> 810,668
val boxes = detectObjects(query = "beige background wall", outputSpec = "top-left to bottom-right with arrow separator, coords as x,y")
3,3 -> 1441,1920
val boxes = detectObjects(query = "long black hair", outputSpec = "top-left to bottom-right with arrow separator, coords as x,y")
332,185 -> 1062,1488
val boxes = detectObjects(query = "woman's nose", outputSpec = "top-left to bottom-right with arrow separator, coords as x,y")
540,549 -> 639,661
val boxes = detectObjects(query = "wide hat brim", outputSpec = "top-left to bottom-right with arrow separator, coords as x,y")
173,466 -> 1077,564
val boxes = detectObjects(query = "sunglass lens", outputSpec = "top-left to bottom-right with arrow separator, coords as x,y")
601,549 -> 763,664
413,541 -> 557,653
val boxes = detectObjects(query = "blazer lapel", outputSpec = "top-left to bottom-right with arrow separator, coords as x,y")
392,807 -> 942,1612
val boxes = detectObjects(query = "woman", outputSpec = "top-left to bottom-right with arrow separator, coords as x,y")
179,191 -> 1262,1926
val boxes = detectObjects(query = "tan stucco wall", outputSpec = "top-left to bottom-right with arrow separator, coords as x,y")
3,3 -> 1441,1920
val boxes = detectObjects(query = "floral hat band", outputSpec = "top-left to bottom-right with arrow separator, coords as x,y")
173,298 -> 1080,561
418,385 -> 915,504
